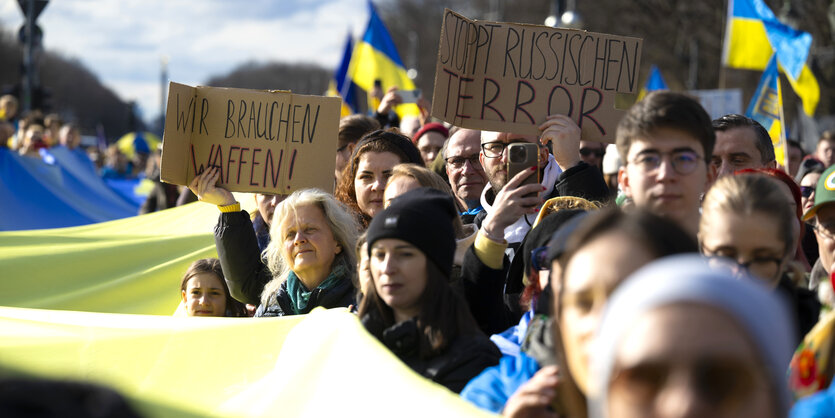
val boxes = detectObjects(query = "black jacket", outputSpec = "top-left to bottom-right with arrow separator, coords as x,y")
215,210 -> 272,306
363,315 -> 501,393
777,274 -> 821,344
464,161 -> 608,335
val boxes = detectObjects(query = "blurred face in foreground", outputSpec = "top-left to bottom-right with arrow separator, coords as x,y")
607,303 -> 774,418
557,231 -> 656,394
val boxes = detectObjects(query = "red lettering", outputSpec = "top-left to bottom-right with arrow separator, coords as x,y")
250,148 -> 262,186
226,146 -> 240,183
579,87 -> 604,135
513,80 -> 536,124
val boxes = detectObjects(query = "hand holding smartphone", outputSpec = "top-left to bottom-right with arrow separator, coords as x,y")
507,143 -> 541,199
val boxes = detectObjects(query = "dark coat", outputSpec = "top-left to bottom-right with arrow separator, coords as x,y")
215,210 -> 272,306
363,315 -> 501,393
464,161 -> 608,335
777,274 -> 821,344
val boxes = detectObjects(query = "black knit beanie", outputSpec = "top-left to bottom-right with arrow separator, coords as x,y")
366,187 -> 457,278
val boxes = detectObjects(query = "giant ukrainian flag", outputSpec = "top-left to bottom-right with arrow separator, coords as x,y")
746,54 -> 788,170
347,1 -> 419,117
723,0 -> 819,116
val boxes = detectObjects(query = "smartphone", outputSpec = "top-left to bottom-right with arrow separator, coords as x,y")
507,142 -> 540,198
398,89 -> 421,103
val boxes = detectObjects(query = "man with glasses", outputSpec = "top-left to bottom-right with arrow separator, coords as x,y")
710,114 -> 775,178
803,164 -> 835,296
475,114 -> 608,256
444,128 -> 488,223
617,91 -> 717,237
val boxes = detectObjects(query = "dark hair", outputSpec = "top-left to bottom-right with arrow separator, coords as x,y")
557,208 -> 698,311
712,114 -> 775,165
334,129 -> 424,228
338,114 -> 380,147
617,91 -> 715,162
358,255 -> 480,359
180,258 -> 248,317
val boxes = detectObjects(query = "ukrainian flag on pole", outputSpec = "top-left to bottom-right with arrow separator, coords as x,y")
636,65 -> 668,102
347,1 -> 419,117
326,32 -> 360,117
745,54 -> 788,170
723,0 -> 819,116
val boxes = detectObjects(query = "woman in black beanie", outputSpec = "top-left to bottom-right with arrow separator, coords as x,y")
358,187 -> 501,393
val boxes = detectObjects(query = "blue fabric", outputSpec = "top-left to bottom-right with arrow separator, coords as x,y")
0,148 -> 139,231
103,177 -> 147,207
645,65 -> 668,91
461,310 -> 539,413
490,310 -> 533,357
460,348 -> 541,413
460,205 -> 484,217
335,32 -> 360,113
791,383 -> 835,418
362,0 -> 405,66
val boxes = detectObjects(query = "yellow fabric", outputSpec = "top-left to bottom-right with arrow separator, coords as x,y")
218,202 -> 242,213
0,197 -> 254,315
0,307 -> 495,417
474,230 -> 507,270
786,64 -> 820,117
348,42 -> 420,117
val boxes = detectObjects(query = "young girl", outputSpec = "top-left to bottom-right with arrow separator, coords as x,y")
180,258 -> 247,317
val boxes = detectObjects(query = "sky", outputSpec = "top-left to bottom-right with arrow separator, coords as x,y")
0,0 -> 370,123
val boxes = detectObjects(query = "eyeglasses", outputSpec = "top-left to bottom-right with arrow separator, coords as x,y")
703,251 -> 783,281
800,186 -> 815,198
445,154 -> 480,170
481,141 -> 530,158
530,246 -> 550,271
629,150 -> 703,176
580,148 -> 604,158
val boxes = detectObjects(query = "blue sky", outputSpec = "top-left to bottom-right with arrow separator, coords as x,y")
0,0 -> 369,122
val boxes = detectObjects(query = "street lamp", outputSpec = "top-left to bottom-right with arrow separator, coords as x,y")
544,0 -> 582,29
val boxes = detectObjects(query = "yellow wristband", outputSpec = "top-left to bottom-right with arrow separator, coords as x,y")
218,202 -> 241,213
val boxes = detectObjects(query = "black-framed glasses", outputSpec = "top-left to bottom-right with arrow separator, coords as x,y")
481,141 -> 528,158
800,186 -> 815,198
704,252 -> 783,280
580,148 -> 604,158
445,154 -> 480,170
531,246 -> 550,271
629,150 -> 702,176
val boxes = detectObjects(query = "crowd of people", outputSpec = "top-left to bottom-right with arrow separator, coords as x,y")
11,81 -> 835,415
166,86 -> 835,416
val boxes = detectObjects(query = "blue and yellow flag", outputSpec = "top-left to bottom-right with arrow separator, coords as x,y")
637,65 -> 668,101
746,54 -> 788,170
326,32 -> 359,117
723,0 -> 819,116
347,1 -> 419,117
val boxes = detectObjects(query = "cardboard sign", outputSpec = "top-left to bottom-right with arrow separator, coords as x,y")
431,10 -> 643,143
160,82 -> 341,194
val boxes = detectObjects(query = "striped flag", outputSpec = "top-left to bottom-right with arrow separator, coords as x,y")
745,54 -> 788,170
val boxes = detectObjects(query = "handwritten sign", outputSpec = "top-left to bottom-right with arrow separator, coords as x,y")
431,10 -> 643,143
160,82 -> 341,194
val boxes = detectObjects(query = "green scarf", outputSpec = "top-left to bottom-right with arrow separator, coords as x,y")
286,260 -> 348,315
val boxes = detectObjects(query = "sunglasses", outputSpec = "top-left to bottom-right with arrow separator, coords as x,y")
800,186 -> 815,198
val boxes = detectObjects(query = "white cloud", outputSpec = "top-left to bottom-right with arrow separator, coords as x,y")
1,0 -> 370,122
